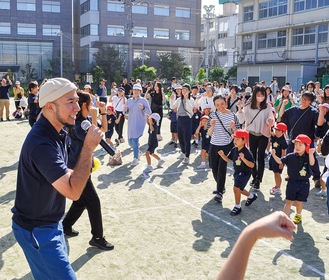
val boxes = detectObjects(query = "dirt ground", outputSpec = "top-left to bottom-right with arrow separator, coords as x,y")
1,99 -> 329,280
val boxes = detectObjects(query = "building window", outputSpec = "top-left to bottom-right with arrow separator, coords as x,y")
132,27 -> 147,38
175,8 -> 190,18
242,35 -> 252,50
107,1 -> 124,12
218,33 -> 227,39
133,50 -> 150,60
175,30 -> 190,40
0,22 -> 10,34
292,26 -> 318,45
259,0 -> 287,18
42,1 -> 60,13
294,0 -> 329,11
81,24 -> 98,38
107,25 -> 124,36
218,51 -> 227,57
80,0 -> 90,15
156,51 -> 171,57
132,4 -> 147,14
243,5 -> 253,22
257,31 -> 286,49
319,24 -> 328,43
43,24 -> 60,36
154,5 -> 169,16
17,0 -> 36,11
17,23 -> 36,35
0,0 -> 10,10
154,28 -> 169,39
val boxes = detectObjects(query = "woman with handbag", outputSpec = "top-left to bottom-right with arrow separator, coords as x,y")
236,86 -> 274,190
208,95 -> 240,203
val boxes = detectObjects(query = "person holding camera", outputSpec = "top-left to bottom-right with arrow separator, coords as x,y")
0,75 -> 12,121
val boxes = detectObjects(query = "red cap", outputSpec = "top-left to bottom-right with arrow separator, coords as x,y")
232,129 -> 249,140
293,134 -> 312,153
200,115 -> 209,121
107,105 -> 114,111
274,122 -> 287,133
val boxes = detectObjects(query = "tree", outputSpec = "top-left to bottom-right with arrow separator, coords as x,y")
182,66 -> 192,83
21,63 -> 38,82
209,67 -> 224,83
158,52 -> 187,80
196,68 -> 206,82
224,66 -> 237,81
92,65 -> 105,85
132,64 -> 157,82
44,51 -> 74,79
91,46 -> 122,83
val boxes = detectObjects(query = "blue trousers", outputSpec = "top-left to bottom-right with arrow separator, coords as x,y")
12,221 -> 76,280
128,137 -> 139,159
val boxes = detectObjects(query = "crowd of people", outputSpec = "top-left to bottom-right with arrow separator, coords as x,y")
5,74 -> 329,278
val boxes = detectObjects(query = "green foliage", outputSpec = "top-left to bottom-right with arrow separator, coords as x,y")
224,66 -> 237,80
44,51 -> 74,79
158,52 -> 187,80
92,66 -> 105,85
196,68 -> 206,82
21,63 -> 38,82
209,67 -> 224,83
182,66 -> 192,83
132,64 -> 157,81
91,46 -> 122,83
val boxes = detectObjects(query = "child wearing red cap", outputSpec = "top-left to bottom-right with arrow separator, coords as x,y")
218,129 -> 257,216
194,115 -> 212,168
271,134 -> 315,224
101,106 -> 122,154
269,123 -> 288,195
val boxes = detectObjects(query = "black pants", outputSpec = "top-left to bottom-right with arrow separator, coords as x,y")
177,116 -> 192,157
115,110 -> 125,139
287,141 -> 321,180
62,176 -> 103,238
209,142 -> 234,194
249,134 -> 268,182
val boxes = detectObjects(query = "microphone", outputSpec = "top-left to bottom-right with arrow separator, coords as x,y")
81,120 -> 115,156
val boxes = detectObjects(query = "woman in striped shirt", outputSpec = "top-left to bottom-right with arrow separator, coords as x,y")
208,95 -> 240,203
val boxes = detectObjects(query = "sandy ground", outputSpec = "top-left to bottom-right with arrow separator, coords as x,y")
1,99 -> 329,280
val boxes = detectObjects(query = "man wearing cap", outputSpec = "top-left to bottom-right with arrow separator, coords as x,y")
281,91 -> 322,186
110,86 -> 127,144
125,83 -> 151,166
0,75 -> 12,121
97,78 -> 108,104
11,78 -> 103,279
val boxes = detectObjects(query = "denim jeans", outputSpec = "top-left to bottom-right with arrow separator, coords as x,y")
12,221 -> 76,280
128,137 -> 139,159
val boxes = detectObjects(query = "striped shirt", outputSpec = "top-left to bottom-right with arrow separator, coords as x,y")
210,110 -> 239,146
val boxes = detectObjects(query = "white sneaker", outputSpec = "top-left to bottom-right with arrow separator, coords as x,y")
177,153 -> 185,159
157,135 -> 163,141
119,138 -> 125,143
131,158 -> 139,166
183,157 -> 190,164
143,166 -> 153,173
270,187 -> 282,195
157,159 -> 165,167
196,163 -> 206,169
315,189 -> 327,197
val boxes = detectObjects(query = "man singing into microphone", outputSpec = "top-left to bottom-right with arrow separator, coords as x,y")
12,78 -> 104,279
62,91 -> 114,251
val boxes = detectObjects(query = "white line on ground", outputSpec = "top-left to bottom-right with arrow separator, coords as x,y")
147,176 -> 329,278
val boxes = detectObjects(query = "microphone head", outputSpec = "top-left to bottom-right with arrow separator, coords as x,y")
81,120 -> 92,131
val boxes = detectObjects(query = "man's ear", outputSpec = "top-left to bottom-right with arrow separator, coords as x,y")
45,102 -> 56,113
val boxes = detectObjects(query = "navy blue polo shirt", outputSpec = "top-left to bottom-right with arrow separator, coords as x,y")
281,152 -> 311,180
271,135 -> 288,157
0,84 -> 11,99
28,93 -> 39,116
106,114 -> 117,132
148,124 -> 158,148
12,114 -> 69,231
228,146 -> 254,175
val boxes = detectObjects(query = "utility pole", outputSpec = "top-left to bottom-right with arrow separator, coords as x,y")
124,0 -> 134,79
203,5 -> 215,80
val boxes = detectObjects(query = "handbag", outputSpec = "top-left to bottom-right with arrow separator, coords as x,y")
108,149 -> 123,165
